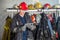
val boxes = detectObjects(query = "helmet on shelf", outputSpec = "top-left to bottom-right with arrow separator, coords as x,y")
28,4 -> 35,10
13,4 -> 18,9
44,3 -> 51,9
53,4 -> 60,8
34,2 -> 43,9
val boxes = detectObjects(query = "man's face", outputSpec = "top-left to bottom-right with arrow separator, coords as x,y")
20,10 -> 25,15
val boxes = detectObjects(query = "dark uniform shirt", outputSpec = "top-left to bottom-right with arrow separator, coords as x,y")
18,14 -> 27,40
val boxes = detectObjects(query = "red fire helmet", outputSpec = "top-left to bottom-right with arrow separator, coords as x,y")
44,3 -> 51,8
18,2 -> 28,10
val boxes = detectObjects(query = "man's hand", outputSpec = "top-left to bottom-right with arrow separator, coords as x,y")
25,23 -> 36,30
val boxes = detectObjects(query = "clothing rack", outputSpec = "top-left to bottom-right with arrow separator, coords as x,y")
6,8 -> 60,12
6,8 -> 60,18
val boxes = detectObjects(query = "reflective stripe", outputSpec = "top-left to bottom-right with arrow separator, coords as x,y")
4,26 -> 9,30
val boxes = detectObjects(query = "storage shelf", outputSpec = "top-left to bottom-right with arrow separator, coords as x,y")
6,8 -> 60,12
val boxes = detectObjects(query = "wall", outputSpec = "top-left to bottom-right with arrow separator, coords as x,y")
0,0 -> 58,40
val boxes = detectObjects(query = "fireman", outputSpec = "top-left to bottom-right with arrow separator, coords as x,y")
10,2 -> 35,40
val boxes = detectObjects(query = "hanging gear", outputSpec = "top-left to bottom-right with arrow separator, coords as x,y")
56,32 -> 58,39
47,14 -> 53,23
53,4 -> 60,8
18,2 -> 28,10
51,13 -> 57,31
47,13 -> 58,40
37,13 -> 54,40
36,14 -> 41,23
44,3 -> 51,9
34,2 -> 43,9
2,16 -> 12,40
13,4 -> 18,9
57,17 -> 60,40
31,14 -> 36,23
28,4 -> 35,10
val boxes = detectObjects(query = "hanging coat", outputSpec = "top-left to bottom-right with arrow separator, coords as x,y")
36,13 -> 54,40
2,16 -> 12,40
10,12 -> 34,40
57,17 -> 60,37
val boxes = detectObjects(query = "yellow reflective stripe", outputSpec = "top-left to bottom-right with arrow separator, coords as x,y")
4,26 -> 9,30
